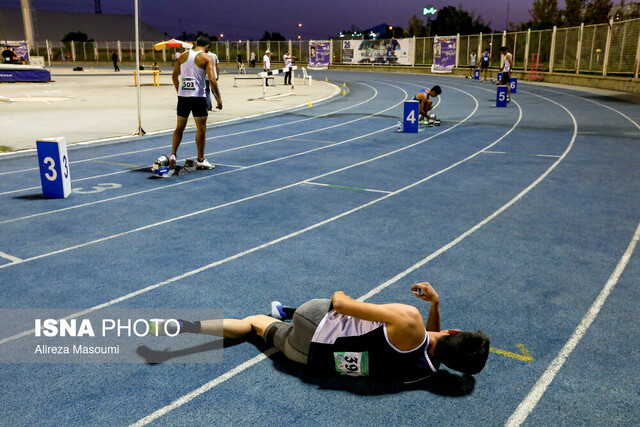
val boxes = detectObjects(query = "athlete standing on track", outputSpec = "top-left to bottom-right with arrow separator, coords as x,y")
498,46 -> 512,102
170,35 -> 222,170
479,48 -> 490,82
152,282 -> 490,382
413,86 -> 442,123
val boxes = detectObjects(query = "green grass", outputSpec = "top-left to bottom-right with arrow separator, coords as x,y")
0,145 -> 12,152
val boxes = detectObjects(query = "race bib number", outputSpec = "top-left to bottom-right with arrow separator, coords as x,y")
181,77 -> 196,91
333,351 -> 369,377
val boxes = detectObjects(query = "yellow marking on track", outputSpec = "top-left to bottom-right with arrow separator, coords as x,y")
490,344 -> 533,362
94,160 -> 141,168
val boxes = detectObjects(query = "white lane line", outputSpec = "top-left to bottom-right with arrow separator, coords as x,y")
547,88 -> 640,133
0,85 -> 480,269
303,181 -> 392,194
483,150 -> 561,158
0,82 -> 376,193
3,87 -> 531,427
0,251 -> 22,263
506,220 -> 640,427
0,82 -> 363,178
134,93 -> 583,426
504,88 -> 640,427
0,127 -> 396,270
0,83 -> 399,215
0,88 -> 482,326
129,349 -> 277,427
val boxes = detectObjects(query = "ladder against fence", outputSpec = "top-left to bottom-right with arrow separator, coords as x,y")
528,53 -> 544,81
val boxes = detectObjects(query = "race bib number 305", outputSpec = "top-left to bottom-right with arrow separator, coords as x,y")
181,77 -> 196,91
333,351 -> 369,376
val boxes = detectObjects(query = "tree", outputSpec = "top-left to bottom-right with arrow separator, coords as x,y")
405,14 -> 426,37
194,31 -> 218,42
563,0 -> 585,26
584,0 -> 613,23
429,6 -> 493,36
529,0 -> 561,29
260,31 -> 286,41
61,31 -> 93,42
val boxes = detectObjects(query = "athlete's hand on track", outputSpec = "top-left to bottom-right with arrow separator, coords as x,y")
411,282 -> 439,303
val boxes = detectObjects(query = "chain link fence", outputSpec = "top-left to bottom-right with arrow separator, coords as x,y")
31,18 -> 640,77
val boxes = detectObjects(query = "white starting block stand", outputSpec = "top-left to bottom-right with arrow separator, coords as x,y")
36,137 -> 71,198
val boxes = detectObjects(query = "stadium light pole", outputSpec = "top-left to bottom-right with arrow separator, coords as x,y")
133,0 -> 145,135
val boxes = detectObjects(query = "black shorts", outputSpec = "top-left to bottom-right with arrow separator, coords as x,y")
177,96 -> 208,118
500,71 -> 511,85
480,62 -> 489,69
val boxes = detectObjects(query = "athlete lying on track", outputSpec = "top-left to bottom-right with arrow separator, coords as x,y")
153,282 -> 489,383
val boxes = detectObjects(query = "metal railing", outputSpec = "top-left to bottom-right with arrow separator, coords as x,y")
31,17 -> 640,78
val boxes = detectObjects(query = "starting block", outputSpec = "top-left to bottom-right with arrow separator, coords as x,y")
36,137 -> 72,198
497,72 -> 503,82
403,100 -> 419,133
510,77 -> 518,93
474,69 -> 480,80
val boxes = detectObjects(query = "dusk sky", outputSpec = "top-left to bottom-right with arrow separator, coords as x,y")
1,0 -> 568,40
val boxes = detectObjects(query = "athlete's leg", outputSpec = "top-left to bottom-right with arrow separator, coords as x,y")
172,116 -> 188,157
262,299 -> 331,364
193,115 -> 208,162
416,92 -> 427,121
199,315 -> 282,339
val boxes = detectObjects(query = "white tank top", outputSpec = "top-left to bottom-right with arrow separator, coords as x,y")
503,53 -> 512,73
177,50 -> 206,98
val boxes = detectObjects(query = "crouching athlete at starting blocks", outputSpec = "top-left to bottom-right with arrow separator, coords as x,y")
413,85 -> 441,123
153,282 -> 489,382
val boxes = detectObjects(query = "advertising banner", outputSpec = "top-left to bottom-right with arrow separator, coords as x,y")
341,38 -> 412,65
309,40 -> 330,70
431,36 -> 457,73
2,40 -> 29,62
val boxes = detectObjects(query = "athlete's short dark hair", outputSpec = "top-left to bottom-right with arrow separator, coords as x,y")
435,330 -> 490,375
500,46 -> 508,53
431,85 -> 442,95
196,35 -> 211,47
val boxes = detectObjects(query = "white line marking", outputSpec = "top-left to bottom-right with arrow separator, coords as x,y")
0,84 -> 481,268
0,83 -> 374,193
504,87 -> 640,426
0,82 -> 362,178
0,83 -> 397,214
0,251 -> 22,263
210,163 -> 246,169
133,91 -> 585,426
506,220 -> 640,427
483,151 -> 561,158
0,87 -> 482,327
7,86 -> 565,427
129,349 -> 277,426
303,181 -> 392,194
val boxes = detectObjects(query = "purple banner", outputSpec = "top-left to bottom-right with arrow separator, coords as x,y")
2,40 -> 29,63
431,36 -> 457,73
309,40 -> 330,70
